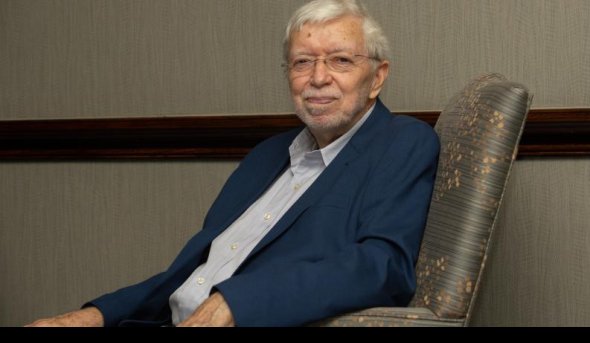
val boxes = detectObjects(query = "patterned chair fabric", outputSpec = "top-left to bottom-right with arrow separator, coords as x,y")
317,73 -> 533,327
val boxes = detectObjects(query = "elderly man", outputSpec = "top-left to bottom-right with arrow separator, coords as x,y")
29,0 -> 439,327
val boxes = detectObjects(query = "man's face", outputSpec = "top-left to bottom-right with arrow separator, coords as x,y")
287,15 -> 388,147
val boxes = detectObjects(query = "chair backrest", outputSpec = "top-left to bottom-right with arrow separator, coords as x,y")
410,73 -> 532,323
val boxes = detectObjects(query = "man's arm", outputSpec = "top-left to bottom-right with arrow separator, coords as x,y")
176,292 -> 234,327
25,307 -> 104,327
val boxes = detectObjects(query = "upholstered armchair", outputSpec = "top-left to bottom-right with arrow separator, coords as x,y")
317,73 -> 533,327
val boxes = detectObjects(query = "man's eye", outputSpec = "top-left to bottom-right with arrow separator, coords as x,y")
293,59 -> 312,66
330,56 -> 354,65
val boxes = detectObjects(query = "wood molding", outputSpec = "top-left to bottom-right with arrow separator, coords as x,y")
0,109 -> 589,160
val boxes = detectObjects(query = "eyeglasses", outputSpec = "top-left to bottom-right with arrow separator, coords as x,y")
285,53 -> 379,74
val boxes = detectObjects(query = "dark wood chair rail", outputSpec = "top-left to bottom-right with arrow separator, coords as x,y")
0,108 -> 588,160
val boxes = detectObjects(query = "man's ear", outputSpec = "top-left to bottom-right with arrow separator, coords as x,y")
369,60 -> 390,99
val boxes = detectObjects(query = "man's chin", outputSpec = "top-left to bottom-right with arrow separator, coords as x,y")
304,117 -> 345,133
300,111 -> 331,124
296,108 -> 346,128
304,106 -> 333,116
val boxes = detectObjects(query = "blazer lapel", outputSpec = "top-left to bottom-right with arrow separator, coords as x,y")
249,146 -> 359,256
245,100 -> 391,260
210,131 -> 297,237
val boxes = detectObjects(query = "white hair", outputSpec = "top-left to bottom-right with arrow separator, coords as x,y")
283,0 -> 390,63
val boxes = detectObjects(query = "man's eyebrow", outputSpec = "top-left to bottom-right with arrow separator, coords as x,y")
290,50 -> 313,57
290,48 -> 353,57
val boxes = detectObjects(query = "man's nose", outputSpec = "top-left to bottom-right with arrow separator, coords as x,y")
310,59 -> 333,87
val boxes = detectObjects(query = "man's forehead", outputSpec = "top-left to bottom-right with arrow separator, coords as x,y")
290,16 -> 365,54
298,15 -> 363,35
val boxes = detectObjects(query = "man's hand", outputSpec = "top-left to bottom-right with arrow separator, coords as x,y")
25,307 -> 104,327
177,292 -> 235,327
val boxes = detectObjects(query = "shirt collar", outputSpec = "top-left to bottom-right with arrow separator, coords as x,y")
289,102 -> 376,168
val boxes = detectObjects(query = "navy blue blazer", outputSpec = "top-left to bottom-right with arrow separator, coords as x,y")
88,99 -> 440,326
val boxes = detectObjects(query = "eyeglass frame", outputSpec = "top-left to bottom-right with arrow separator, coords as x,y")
283,53 -> 381,74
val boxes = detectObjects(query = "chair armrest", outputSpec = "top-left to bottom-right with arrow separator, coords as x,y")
313,307 -> 464,327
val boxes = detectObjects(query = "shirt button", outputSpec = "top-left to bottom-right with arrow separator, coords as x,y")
230,243 -> 238,250
196,277 -> 205,285
263,213 -> 272,221
294,183 -> 301,190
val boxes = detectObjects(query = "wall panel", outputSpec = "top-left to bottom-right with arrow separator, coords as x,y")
471,158 -> 590,326
1,0 -> 589,119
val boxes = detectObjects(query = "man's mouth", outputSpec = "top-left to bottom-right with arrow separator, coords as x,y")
305,97 -> 337,105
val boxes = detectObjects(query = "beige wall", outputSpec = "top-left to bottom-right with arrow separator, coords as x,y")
1,0 -> 589,326
1,0 -> 589,119
0,160 -> 238,326
471,158 -> 590,326
2,159 -> 589,326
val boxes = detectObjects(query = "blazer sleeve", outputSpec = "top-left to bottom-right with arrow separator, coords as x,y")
215,119 -> 440,326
